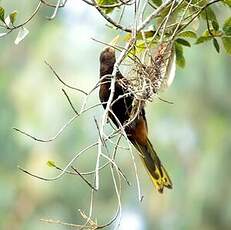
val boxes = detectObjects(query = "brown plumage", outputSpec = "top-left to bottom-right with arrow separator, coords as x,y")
99,47 -> 172,193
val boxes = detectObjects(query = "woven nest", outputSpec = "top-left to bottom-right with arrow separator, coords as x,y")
125,41 -> 176,103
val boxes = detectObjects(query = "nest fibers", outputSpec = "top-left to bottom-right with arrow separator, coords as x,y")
125,42 -> 176,103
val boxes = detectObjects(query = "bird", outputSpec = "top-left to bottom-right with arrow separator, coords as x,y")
99,47 -> 172,193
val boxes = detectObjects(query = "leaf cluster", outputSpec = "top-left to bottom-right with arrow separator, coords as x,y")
0,6 -> 29,44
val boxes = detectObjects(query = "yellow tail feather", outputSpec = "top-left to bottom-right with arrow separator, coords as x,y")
131,139 -> 172,193
147,164 -> 172,193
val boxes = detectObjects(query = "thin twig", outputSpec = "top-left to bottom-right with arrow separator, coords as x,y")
62,89 -> 79,115
18,142 -> 98,181
40,218 -> 95,229
91,0 -> 132,32
45,61 -> 88,95
71,166 -> 97,190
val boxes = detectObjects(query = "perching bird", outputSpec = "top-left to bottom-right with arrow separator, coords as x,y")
99,47 -> 172,193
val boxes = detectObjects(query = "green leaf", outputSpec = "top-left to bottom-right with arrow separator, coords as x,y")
195,35 -> 212,44
97,0 -> 119,14
97,0 -> 118,4
125,30 -> 156,41
212,20 -> 219,31
151,0 -> 162,7
175,43 -> 185,68
192,0 -> 207,7
223,17 -> 231,36
212,38 -> 220,53
142,30 -> 156,39
223,0 -> 231,7
201,7 -> 217,23
0,7 -> 5,22
10,11 -> 17,24
176,38 -> 191,47
47,160 -> 56,168
177,30 -> 197,39
203,29 -> 223,37
131,38 -> 157,54
14,27 -> 29,45
222,36 -> 231,55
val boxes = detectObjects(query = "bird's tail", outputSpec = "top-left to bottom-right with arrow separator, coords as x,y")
131,138 -> 172,193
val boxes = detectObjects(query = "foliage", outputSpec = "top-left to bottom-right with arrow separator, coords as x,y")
0,0 -> 230,64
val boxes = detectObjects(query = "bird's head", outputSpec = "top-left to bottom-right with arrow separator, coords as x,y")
99,47 -> 116,76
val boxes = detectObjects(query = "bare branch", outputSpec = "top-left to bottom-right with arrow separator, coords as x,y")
45,61 -> 88,95
137,0 -> 173,32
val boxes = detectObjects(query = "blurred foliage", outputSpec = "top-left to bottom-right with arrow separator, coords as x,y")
0,1 -> 230,230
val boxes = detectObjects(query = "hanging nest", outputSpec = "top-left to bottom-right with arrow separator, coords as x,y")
124,41 -> 176,104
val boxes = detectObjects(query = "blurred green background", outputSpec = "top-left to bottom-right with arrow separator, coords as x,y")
0,1 -> 230,230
